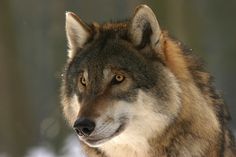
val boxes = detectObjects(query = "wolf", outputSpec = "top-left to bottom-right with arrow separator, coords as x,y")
61,4 -> 236,157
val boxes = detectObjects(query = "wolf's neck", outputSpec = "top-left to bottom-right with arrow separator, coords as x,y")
101,144 -> 149,157
99,137 -> 150,157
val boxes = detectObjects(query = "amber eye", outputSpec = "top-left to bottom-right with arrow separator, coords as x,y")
116,75 -> 124,82
112,74 -> 125,84
80,76 -> 86,87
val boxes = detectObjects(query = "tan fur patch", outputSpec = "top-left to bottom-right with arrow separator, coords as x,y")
62,94 -> 80,126
162,33 -> 192,81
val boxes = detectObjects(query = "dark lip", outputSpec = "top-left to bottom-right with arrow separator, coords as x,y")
82,123 -> 126,146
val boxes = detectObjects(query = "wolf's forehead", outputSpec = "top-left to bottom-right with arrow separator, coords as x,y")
80,68 -> 108,84
74,35 -> 155,83
79,40 -> 135,70
82,67 -> 110,76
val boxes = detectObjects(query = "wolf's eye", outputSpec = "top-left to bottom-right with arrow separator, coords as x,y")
80,76 -> 86,87
112,74 -> 125,84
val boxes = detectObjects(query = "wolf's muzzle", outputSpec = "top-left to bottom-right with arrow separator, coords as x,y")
73,118 -> 95,136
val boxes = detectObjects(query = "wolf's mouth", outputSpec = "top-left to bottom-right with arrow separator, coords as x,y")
81,123 -> 126,147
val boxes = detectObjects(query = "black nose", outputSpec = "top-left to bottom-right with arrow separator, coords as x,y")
73,118 -> 95,136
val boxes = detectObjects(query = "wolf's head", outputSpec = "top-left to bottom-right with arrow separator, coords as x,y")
61,5 -> 182,147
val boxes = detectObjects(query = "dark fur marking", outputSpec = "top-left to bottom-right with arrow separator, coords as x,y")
136,22 -> 152,49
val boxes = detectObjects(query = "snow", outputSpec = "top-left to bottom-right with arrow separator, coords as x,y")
25,135 -> 86,157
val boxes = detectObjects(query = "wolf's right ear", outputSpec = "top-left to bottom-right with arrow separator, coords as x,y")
65,12 -> 91,58
129,5 -> 161,49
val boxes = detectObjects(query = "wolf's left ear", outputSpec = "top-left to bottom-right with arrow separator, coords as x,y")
130,5 -> 161,49
65,12 -> 91,58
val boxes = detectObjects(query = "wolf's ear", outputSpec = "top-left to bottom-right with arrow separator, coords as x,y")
130,5 -> 161,49
65,12 -> 91,58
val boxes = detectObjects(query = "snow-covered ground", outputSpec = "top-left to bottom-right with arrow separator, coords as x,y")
0,135 -> 87,157
25,135 -> 86,157
28,136 -> 86,157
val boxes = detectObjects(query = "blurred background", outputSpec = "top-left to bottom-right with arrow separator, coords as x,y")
0,0 -> 236,156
